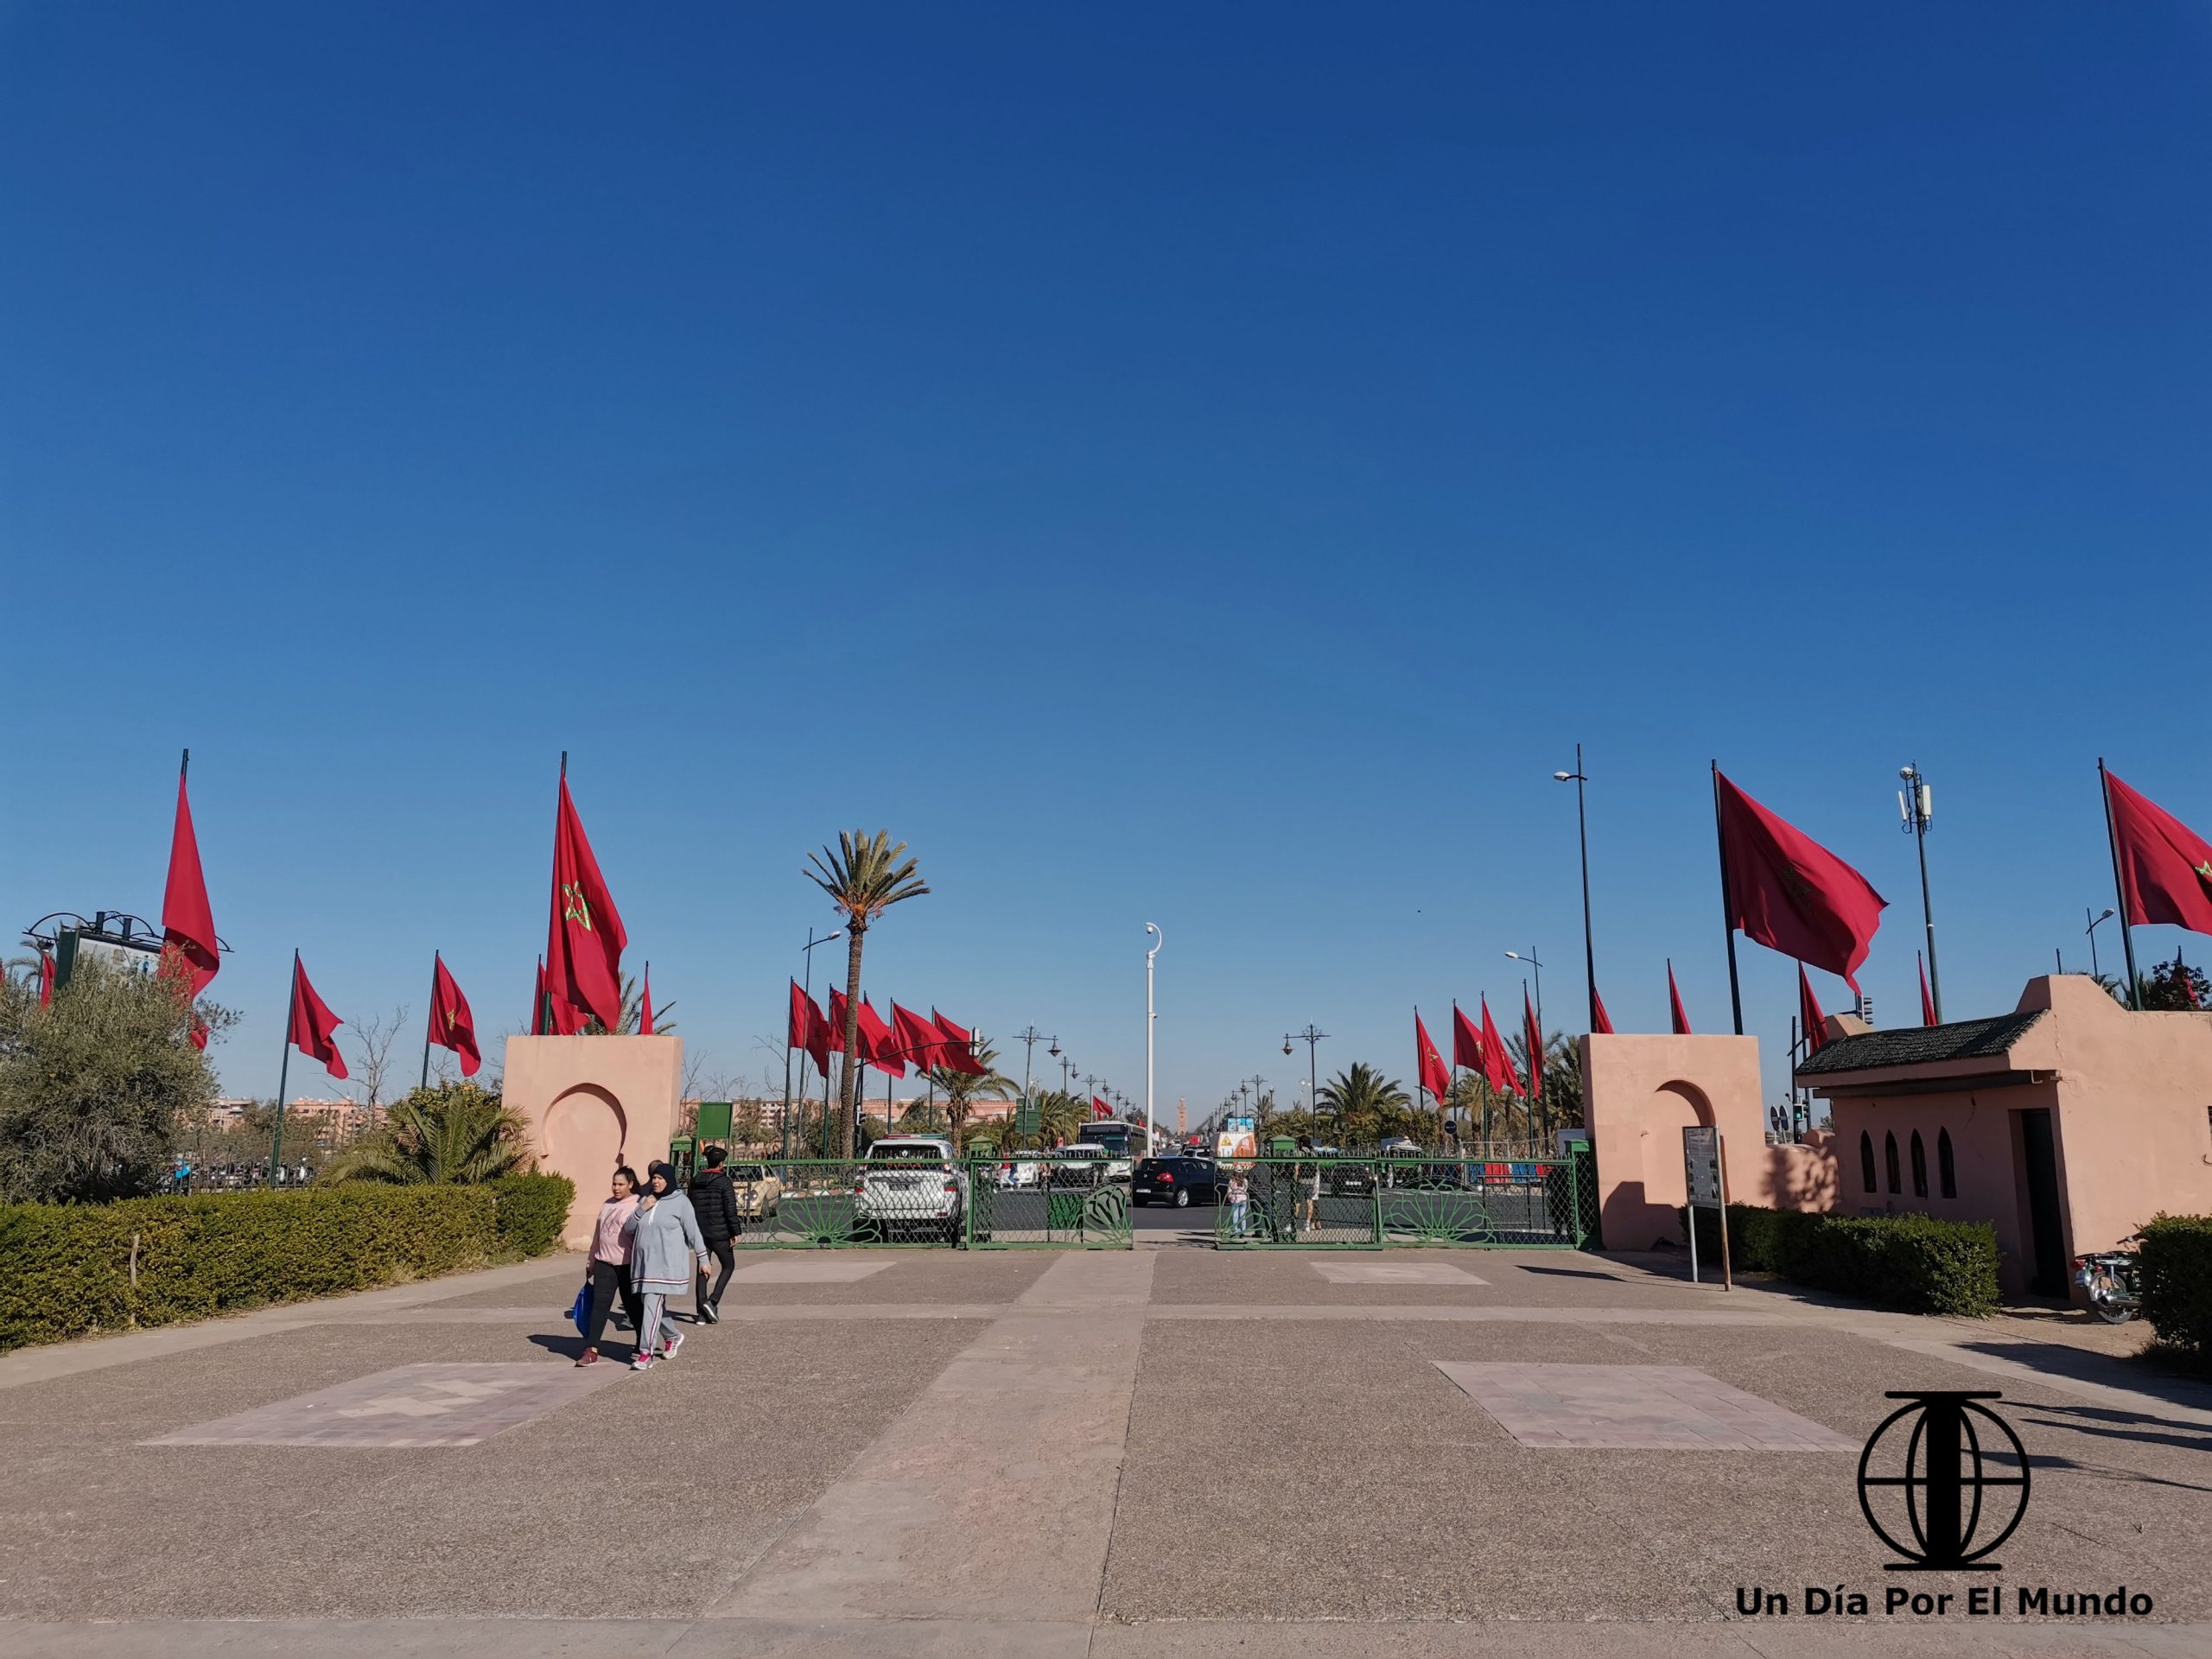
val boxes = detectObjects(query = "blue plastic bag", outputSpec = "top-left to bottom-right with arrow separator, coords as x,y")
569,1279 -> 592,1338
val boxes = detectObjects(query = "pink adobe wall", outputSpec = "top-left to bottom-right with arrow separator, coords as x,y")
1821,977 -> 2212,1295
2034,976 -> 2212,1262
1580,1034 -> 1837,1250
503,1034 -> 683,1249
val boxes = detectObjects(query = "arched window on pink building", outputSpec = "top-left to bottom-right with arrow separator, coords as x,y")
1859,1131 -> 1877,1193
1910,1130 -> 1928,1198
1884,1131 -> 1902,1195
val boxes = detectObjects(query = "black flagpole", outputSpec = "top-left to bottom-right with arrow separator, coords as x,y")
2097,758 -> 2143,1008
1713,761 -> 1745,1034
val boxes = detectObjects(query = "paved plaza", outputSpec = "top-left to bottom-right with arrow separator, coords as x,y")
3,1230 -> 2209,1657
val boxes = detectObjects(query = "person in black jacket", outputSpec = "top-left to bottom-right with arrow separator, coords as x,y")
688,1146 -> 741,1323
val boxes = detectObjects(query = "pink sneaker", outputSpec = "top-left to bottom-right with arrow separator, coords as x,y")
661,1329 -> 685,1360
631,1349 -> 655,1371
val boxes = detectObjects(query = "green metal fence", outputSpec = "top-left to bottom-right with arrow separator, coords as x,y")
723,1154 -> 1133,1249
1213,1154 -> 1593,1249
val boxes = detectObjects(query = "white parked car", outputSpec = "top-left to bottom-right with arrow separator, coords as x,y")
855,1136 -> 969,1242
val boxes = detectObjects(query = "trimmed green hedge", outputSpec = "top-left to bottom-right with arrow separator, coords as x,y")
2139,1213 -> 2212,1370
0,1173 -> 575,1353
1680,1204 -> 2001,1317
491,1173 -> 575,1258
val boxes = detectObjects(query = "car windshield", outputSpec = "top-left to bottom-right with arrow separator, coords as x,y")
870,1145 -> 948,1163
732,1166 -> 766,1179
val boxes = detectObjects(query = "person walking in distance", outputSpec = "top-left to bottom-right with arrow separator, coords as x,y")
575,1166 -> 645,1368
624,1161 -> 709,1370
688,1146 -> 741,1323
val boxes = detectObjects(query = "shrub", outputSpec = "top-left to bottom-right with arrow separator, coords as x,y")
490,1173 -> 575,1258
0,1180 -> 570,1353
2138,1213 -> 2212,1370
1679,1204 -> 1999,1316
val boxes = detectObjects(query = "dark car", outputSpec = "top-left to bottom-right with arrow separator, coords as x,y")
1133,1155 -> 1224,1208
1326,1160 -> 1378,1197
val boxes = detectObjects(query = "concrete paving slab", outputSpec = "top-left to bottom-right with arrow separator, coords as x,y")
143,1359 -> 629,1447
1310,1262 -> 1490,1285
728,1258 -> 896,1282
709,1251 -> 1154,1623
1433,1360 -> 1859,1451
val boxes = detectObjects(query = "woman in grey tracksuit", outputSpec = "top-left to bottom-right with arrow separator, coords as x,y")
623,1160 -> 709,1370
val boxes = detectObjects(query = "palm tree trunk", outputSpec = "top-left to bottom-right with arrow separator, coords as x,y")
838,922 -> 867,1159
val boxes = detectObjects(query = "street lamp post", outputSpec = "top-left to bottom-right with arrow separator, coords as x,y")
787,926 -> 843,1160
2086,906 -> 2116,982
1283,1026 -> 1327,1132
1504,950 -> 1547,1142
1011,1027 -> 1054,1144
1898,764 -> 1942,1022
1554,746 -> 1599,1032
1144,925 -> 1162,1153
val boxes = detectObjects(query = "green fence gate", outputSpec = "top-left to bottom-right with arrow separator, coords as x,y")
1214,1154 -> 1594,1249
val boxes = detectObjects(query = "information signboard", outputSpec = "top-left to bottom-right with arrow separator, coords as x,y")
1681,1124 -> 1732,1290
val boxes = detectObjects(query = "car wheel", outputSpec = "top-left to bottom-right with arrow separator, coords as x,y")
1173,1188 -> 1191,1209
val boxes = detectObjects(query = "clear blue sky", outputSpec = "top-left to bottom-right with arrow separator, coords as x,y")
4,4 -> 2209,1115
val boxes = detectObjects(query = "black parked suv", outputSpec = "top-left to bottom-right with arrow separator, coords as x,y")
1133,1155 -> 1224,1208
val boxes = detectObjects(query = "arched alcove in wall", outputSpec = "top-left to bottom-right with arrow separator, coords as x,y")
1642,1079 -> 1716,1202
543,1083 -> 629,1190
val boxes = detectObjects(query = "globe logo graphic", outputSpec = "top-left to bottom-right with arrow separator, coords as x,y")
1856,1390 -> 2031,1570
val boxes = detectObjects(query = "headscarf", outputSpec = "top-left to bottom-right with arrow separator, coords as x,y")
646,1160 -> 679,1199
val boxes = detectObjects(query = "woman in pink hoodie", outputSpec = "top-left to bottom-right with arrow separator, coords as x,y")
575,1166 -> 645,1367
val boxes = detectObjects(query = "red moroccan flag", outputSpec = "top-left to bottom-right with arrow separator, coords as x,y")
428,954 -> 480,1077
1452,1002 -> 1483,1071
531,958 -> 547,1035
1414,1010 -> 1451,1102
893,1002 -> 944,1072
38,951 -> 54,1009
1798,964 -> 1828,1055
2104,769 -> 2212,936
1591,987 -> 1615,1035
1668,962 -> 1692,1036
791,981 -> 830,1075
827,988 -> 850,1053
1918,954 -> 1936,1027
1522,989 -> 1544,1097
933,1010 -> 988,1076
1479,997 -> 1516,1095
546,772 -> 627,1033
638,964 -> 654,1036
1092,1096 -> 1113,1119
1716,771 -> 1887,990
855,999 -> 904,1077
288,955 -> 348,1079
161,762 -> 219,1047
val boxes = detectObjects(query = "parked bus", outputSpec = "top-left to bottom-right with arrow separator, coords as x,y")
1074,1118 -> 1149,1179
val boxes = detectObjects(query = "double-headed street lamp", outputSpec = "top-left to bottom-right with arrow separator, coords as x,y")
1553,744 -> 1600,1032
1283,1026 -> 1326,1129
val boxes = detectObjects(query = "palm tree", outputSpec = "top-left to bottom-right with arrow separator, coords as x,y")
806,830 -> 930,1156
926,1036 -> 1019,1147
1315,1063 -> 1410,1147
1503,1027 -> 1583,1134
319,1083 -> 531,1185
583,972 -> 675,1035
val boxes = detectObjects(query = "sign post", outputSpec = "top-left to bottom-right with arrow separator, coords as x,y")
1682,1125 -> 1731,1291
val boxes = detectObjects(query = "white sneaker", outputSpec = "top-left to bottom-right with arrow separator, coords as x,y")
661,1330 -> 685,1360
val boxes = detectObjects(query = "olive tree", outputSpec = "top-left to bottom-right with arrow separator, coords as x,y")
0,962 -> 233,1203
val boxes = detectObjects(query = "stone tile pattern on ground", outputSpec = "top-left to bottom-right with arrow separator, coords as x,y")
143,1362 -> 627,1449
1308,1261 -> 1488,1285
1434,1360 -> 1858,1451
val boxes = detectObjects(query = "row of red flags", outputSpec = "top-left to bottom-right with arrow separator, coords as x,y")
116,757 -> 2212,1097
785,983 -> 988,1082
